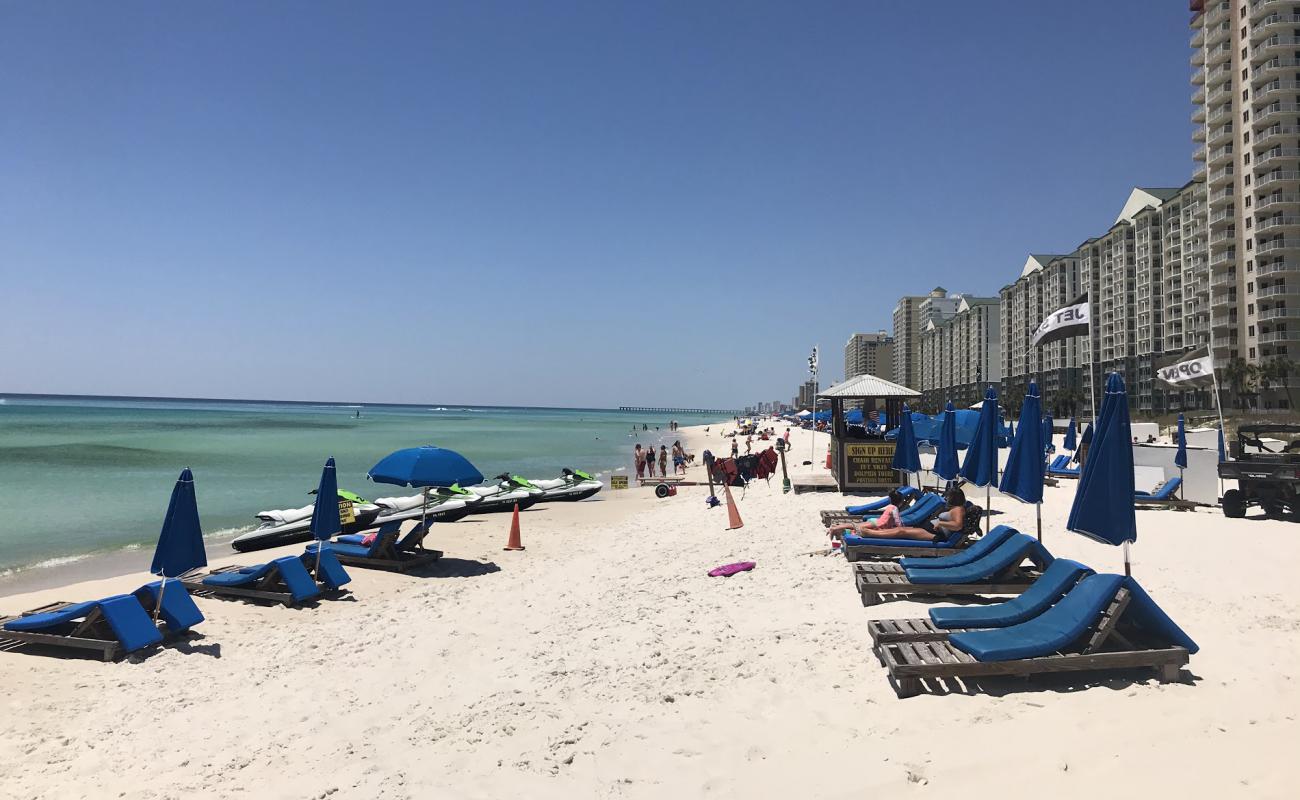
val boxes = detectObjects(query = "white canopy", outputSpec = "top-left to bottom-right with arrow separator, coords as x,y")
796,409 -> 812,417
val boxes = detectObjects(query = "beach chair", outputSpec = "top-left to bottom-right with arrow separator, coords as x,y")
878,573 -> 1198,698
845,486 -> 920,515
309,520 -> 441,572
0,584 -> 203,661
1133,477 -> 1199,510
841,503 -> 984,563
180,556 -> 322,606
300,547 -> 353,592
866,558 -> 1093,656
825,491 -> 942,529
1047,455 -> 1069,472
853,529 -> 1050,607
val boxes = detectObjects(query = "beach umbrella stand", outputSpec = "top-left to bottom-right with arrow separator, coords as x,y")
150,468 -> 208,622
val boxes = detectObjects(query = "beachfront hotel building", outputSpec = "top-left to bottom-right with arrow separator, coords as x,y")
892,287 -> 960,391
916,296 -> 1002,410
843,331 -> 894,383
1187,0 -> 1299,407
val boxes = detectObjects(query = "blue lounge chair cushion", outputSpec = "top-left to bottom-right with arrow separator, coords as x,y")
1048,455 -> 1069,471
203,557 -> 321,602
843,528 -> 964,549
135,581 -> 204,632
308,541 -> 370,558
1136,477 -> 1182,501
948,574 -> 1125,661
305,547 -> 352,590
336,533 -> 368,545
903,532 -> 1046,585
845,486 -> 918,515
4,595 -> 164,653
900,524 -> 1016,570
1119,577 -> 1199,654
929,559 -> 1092,629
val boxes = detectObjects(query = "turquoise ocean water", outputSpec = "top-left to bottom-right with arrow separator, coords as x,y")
0,396 -> 720,574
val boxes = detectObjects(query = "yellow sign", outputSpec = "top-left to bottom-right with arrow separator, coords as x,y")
610,475 -> 629,490
338,499 -> 356,525
843,441 -> 897,488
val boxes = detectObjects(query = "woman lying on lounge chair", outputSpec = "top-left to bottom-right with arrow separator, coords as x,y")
833,488 -> 966,543
827,490 -> 906,541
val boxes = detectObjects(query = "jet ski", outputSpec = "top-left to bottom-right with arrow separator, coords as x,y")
517,468 -> 603,502
233,490 -> 382,552
369,486 -> 480,526
461,474 -> 543,513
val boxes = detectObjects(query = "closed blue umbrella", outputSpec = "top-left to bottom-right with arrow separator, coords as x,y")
934,401 -> 960,485
150,468 -> 208,621
1173,414 -> 1188,502
999,382 -> 1045,540
309,457 -> 342,573
1217,426 -> 1227,463
1063,418 -> 1078,452
960,385 -> 1001,530
1042,414 -> 1055,454
891,403 -> 922,487
1067,373 -> 1137,574
369,445 -> 484,537
1081,422 -> 1094,446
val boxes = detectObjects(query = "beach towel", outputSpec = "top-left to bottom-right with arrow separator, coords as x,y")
708,561 -> 755,577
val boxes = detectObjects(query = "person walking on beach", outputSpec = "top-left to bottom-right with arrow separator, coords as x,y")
730,438 -> 739,458
645,444 -> 655,478
658,445 -> 668,477
672,441 -> 686,475
634,444 -> 646,480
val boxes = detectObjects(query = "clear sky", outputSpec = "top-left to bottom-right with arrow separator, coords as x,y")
1,1 -> 1195,408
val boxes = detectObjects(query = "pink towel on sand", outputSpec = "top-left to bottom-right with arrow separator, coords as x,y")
708,561 -> 755,577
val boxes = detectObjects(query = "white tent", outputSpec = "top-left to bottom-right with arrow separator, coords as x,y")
796,409 -> 812,417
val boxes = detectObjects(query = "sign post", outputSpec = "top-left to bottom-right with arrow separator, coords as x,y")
776,437 -> 791,494
338,499 -> 356,526
610,475 -> 629,490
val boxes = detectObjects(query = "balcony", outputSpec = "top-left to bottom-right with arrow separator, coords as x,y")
1252,79 -> 1300,103
1211,266 -> 1237,284
1192,104 -> 1207,124
1207,124 -> 1233,146
1255,124 -> 1298,146
1259,330 -> 1300,343
1254,57 -> 1300,79
1259,283 -> 1300,297
1253,1 -> 1289,23
1256,193 -> 1300,210
1192,47 -> 1207,68
1256,171 -> 1300,189
1254,148 -> 1300,169
1192,84 -> 1207,106
1210,207 -> 1235,226
1257,260 -> 1300,276
1209,142 -> 1233,164
1255,240 -> 1300,254
1253,36 -> 1300,64
1258,307 -> 1300,321
1194,145 -> 1208,163
1253,103 -> 1300,125
1209,165 -> 1234,185
1211,229 -> 1236,245
1256,215 -> 1300,231
1207,103 -> 1233,123
1210,186 -> 1235,206
1212,333 -> 1236,348
1251,13 -> 1300,42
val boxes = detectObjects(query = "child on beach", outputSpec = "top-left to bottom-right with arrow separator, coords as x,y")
658,445 -> 668,476
634,444 -> 646,480
826,490 -> 905,542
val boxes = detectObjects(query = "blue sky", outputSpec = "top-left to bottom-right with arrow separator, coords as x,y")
1,1 -> 1195,408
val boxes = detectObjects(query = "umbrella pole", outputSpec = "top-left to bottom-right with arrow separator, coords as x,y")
1179,466 -> 1185,501
1122,541 -> 1132,578
421,488 -> 429,539
152,576 -> 166,624
1036,502 -> 1042,543
985,485 -> 991,535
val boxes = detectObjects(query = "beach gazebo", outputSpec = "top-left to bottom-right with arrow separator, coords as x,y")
819,374 -> 921,493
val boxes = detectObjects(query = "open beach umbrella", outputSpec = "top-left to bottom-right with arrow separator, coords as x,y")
960,385 -> 1000,529
1063,417 -> 1078,453
891,404 -> 921,487
369,446 -> 484,535
1042,414 -> 1055,454
310,457 -> 342,573
934,401 -> 960,486
999,382 -> 1045,541
150,468 -> 207,621
1067,373 -> 1137,575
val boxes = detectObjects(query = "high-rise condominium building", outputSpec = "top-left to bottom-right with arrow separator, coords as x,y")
916,296 -> 1002,409
1190,0 -> 1298,406
843,331 -> 894,382
999,185 -> 1214,417
892,287 -> 960,390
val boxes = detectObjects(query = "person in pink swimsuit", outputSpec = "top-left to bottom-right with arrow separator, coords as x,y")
826,490 -> 906,541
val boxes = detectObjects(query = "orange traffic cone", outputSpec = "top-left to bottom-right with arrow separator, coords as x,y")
723,483 -> 744,530
503,503 -> 525,551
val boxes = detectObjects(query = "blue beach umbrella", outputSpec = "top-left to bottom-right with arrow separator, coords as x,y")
1174,415 -> 1188,502
999,382 -> 1046,540
369,445 -> 484,534
933,401 -> 960,485
150,468 -> 207,621
1063,418 -> 1078,453
960,385 -> 1001,530
1067,373 -> 1137,574
310,457 -> 342,572
891,404 -> 922,486
1042,414 -> 1055,454
1217,426 -> 1227,463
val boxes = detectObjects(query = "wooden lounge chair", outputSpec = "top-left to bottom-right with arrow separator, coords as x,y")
0,584 -> 203,661
878,573 -> 1198,698
853,529 -> 1049,606
841,505 -> 983,563
310,520 -> 441,572
866,558 -> 1093,657
180,555 -> 323,606
1133,478 -> 1202,511
825,491 -> 942,532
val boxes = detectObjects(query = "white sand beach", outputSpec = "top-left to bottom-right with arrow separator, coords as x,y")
1,423 -> 1297,799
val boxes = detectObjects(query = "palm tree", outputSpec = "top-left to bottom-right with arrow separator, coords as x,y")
1224,358 -> 1259,409
1264,357 -> 1299,410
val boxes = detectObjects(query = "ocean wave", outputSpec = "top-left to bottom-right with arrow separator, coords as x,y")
29,553 -> 94,570
205,525 -> 254,540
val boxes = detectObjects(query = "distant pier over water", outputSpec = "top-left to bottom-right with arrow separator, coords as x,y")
619,406 -> 737,415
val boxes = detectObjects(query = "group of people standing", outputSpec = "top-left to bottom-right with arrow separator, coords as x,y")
634,441 -> 689,478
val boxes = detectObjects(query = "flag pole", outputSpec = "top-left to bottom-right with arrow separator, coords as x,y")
1210,349 -> 1227,496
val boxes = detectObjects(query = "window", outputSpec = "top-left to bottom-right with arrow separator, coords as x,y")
1247,217 -> 1253,227
1243,89 -> 1250,101
1242,47 -> 1248,60
1244,110 -> 1250,122
1245,131 -> 1251,143
1249,325 -> 1256,336
1249,303 -> 1255,313
1246,174 -> 1252,185
1249,281 -> 1255,292
1250,347 -> 1257,359
1248,239 -> 1254,249
1245,152 -> 1251,164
